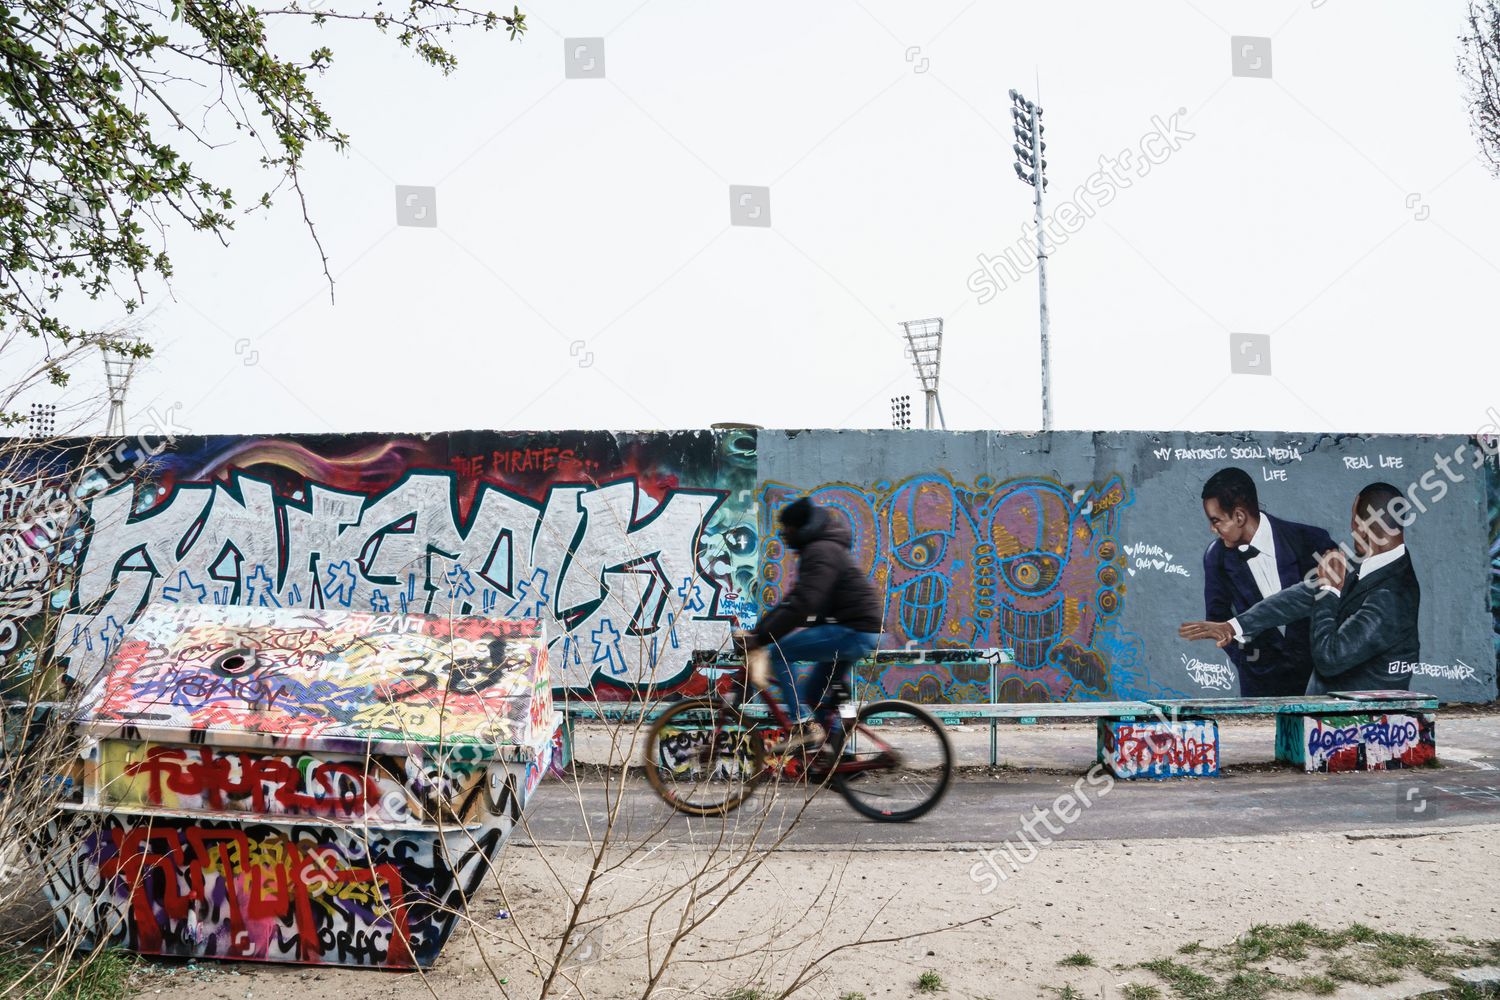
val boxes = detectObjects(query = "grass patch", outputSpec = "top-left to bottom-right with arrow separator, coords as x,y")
916,969 -> 946,993
1294,973 -> 1338,995
838,993 -> 867,1000
1130,921 -> 1500,1000
1232,921 -> 1348,963
1220,968 -> 1294,1000
1059,951 -> 1095,968
0,948 -> 138,1000
1120,986 -> 1163,1000
719,989 -> 768,1000
1138,958 -> 1217,1000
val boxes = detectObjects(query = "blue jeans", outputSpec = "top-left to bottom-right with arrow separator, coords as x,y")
765,625 -> 881,722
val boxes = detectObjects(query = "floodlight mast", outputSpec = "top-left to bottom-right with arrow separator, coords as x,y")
1010,86 -> 1051,432
900,317 -> 944,430
101,337 -> 139,436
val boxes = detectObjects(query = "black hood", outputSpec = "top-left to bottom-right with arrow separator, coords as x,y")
788,506 -> 851,551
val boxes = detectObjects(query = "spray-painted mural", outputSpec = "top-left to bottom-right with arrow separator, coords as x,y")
760,475 -> 1132,701
2,428 -> 1496,704
757,430 -> 1497,704
26,432 -> 757,695
42,810 -> 512,967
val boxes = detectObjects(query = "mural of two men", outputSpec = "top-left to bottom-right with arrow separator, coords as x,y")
1180,468 -> 1421,696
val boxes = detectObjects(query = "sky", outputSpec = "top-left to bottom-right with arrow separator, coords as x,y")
17,0 -> 1500,438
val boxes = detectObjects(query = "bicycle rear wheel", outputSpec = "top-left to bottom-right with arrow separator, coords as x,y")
643,698 -> 767,816
832,700 -> 953,822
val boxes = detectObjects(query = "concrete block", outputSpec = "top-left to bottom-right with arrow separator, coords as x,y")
1276,712 -> 1436,773
1097,718 -> 1219,779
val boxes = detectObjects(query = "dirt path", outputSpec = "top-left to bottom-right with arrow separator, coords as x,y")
136,823 -> 1500,1000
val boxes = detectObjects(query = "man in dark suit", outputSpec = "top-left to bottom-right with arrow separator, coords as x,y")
1181,482 -> 1421,694
1187,468 -> 1336,697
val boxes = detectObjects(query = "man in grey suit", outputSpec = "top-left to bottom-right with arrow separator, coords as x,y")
1180,482 -> 1420,694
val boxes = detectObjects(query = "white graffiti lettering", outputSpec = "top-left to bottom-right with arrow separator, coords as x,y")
60,473 -> 729,689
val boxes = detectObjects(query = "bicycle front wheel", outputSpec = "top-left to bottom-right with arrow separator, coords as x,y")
832,700 -> 953,822
643,698 -> 767,817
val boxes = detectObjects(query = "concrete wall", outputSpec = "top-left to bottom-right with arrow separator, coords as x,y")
759,430 -> 1497,703
3,428 -> 1495,703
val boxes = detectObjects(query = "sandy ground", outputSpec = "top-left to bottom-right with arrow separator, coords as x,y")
132,821 -> 1500,1000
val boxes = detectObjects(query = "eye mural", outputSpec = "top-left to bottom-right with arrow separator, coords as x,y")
759,474 -> 1132,701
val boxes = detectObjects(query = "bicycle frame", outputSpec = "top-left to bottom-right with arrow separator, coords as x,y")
722,665 -> 897,780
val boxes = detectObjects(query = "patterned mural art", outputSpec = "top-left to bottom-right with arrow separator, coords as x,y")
5,429 -> 1496,705
760,474 -> 1133,701
43,432 -> 755,694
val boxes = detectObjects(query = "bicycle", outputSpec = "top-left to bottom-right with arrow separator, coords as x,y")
642,647 -> 954,823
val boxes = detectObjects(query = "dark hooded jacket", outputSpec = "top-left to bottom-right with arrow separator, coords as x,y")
752,506 -> 883,646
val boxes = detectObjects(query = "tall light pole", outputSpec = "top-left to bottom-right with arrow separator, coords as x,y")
900,317 -> 945,430
101,337 -> 139,436
1010,87 -> 1051,432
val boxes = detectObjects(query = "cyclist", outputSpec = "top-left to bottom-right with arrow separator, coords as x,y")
735,497 -> 883,752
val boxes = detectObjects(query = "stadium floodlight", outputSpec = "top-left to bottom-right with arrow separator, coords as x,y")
1010,86 -> 1052,431
101,335 -> 141,436
899,318 -> 945,430
890,394 -> 912,430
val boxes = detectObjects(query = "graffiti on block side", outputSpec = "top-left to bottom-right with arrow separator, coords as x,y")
1301,713 -> 1436,773
38,809 -> 512,968
1098,719 -> 1219,779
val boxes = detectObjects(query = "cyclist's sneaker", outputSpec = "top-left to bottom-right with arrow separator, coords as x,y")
769,719 -> 825,753
807,744 -> 853,782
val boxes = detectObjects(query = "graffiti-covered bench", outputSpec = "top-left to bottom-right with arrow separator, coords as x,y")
1115,691 -> 1441,779
32,603 -> 561,970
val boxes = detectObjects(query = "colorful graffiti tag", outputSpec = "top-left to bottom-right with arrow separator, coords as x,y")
1097,718 -> 1220,779
47,432 -> 755,693
1276,712 -> 1437,773
41,810 -> 513,967
760,474 -> 1133,700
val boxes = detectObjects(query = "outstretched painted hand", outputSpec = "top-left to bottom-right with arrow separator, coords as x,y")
1178,620 -> 1236,648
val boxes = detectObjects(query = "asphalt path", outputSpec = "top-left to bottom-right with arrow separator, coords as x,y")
518,763 -> 1500,849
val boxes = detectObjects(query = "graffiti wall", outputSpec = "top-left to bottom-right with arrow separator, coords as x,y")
13,431 -> 756,695
2,427 -> 1496,703
1276,712 -> 1438,773
1097,719 -> 1220,779
759,430 -> 1497,704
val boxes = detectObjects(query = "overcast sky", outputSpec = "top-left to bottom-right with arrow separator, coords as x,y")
25,0 -> 1500,438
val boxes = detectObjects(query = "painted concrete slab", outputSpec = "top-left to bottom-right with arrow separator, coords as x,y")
34,603 -> 557,969
1097,718 -> 1220,779
1275,712 -> 1438,773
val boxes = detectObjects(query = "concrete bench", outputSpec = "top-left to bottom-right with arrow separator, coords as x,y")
555,695 -> 1159,769
557,649 -> 1440,779
1271,690 -> 1439,773
1106,691 -> 1441,779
